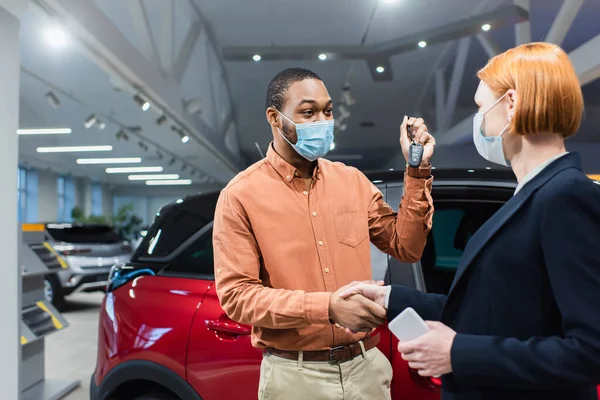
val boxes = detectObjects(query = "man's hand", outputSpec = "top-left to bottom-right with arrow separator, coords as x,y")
329,281 -> 386,333
400,116 -> 435,167
337,283 -> 391,309
398,321 -> 456,377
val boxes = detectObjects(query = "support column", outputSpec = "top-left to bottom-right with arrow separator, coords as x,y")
0,3 -> 23,400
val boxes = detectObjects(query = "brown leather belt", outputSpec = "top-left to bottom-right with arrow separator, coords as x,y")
264,333 -> 380,364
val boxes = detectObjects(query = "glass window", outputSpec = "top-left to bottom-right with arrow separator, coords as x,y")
163,229 -> 214,277
57,176 -> 65,221
421,202 -> 504,295
91,183 -> 103,216
140,209 -> 207,257
18,168 -> 27,223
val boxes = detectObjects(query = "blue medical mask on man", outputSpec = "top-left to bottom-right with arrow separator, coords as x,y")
277,110 -> 334,162
472,92 -> 512,167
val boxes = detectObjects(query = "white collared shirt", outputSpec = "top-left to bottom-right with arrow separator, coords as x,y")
514,152 -> 569,196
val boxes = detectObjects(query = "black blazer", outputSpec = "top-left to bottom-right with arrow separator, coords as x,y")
388,153 -> 600,400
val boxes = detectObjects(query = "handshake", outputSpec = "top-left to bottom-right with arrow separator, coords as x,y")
328,280 -> 391,334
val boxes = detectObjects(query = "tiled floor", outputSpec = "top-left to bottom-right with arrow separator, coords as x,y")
45,292 -> 104,400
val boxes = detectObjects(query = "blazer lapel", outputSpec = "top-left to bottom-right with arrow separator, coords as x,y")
446,153 -> 582,298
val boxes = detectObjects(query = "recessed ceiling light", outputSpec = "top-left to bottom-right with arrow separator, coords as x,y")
128,174 -> 180,181
253,54 -> 262,61
45,26 -> 68,47
106,166 -> 164,174
318,53 -> 328,61
84,114 -> 97,129
37,145 -> 113,153
376,66 -> 385,73
482,23 -> 491,31
17,128 -> 71,135
418,41 -> 427,48
76,157 -> 142,165
181,135 -> 190,144
146,179 -> 192,186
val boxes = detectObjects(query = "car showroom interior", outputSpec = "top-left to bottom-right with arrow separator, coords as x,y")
2,0 -> 600,399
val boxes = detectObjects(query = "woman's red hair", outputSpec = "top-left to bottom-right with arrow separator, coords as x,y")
477,42 -> 584,138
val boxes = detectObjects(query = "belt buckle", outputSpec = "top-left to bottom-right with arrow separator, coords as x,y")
329,345 -> 346,363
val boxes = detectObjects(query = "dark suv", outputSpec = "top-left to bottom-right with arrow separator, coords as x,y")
92,169 -> 524,400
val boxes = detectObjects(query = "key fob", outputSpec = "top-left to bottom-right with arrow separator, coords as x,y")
408,143 -> 424,167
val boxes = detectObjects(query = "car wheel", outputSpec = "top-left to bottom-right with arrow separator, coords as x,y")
44,276 -> 64,309
133,394 -> 178,400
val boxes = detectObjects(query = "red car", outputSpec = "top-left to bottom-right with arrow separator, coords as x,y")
92,169 -> 594,400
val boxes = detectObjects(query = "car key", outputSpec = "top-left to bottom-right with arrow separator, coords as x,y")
407,125 -> 424,167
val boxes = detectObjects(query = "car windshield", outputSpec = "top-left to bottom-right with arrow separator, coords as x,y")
47,224 -> 122,244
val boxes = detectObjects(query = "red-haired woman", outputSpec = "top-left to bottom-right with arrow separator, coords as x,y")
341,42 -> 600,400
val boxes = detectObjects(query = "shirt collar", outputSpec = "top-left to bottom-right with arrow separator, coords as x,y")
266,143 -> 320,182
514,152 -> 569,196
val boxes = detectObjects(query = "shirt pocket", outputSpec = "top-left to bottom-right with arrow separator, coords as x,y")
332,206 -> 369,248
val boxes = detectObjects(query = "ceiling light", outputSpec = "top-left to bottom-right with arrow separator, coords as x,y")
376,66 -> 385,74
45,91 -> 60,109
156,115 -> 167,126
318,53 -> 328,61
146,179 -> 192,186
45,25 -> 68,48
129,174 -> 179,181
133,94 -> 150,111
418,41 -> 427,48
171,126 -> 190,143
329,142 -> 336,151
253,54 -> 261,61
17,128 -> 71,135
482,23 -> 491,31
106,166 -> 164,174
76,157 -> 142,165
383,0 -> 397,3
84,114 -> 97,129
97,121 -> 106,130
181,135 -> 190,143
37,145 -> 113,153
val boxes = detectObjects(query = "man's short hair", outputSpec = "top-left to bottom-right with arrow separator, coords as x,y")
265,68 -> 322,110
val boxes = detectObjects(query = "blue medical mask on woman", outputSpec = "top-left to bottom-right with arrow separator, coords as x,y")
472,93 -> 511,167
277,111 -> 334,162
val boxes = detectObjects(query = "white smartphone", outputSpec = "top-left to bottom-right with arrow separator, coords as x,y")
388,308 -> 441,378
388,307 -> 429,342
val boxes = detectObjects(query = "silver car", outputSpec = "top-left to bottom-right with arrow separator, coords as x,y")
43,223 -> 133,307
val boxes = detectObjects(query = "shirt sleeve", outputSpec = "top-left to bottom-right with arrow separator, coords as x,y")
451,179 -> 600,388
366,172 -> 434,262
213,189 -> 331,329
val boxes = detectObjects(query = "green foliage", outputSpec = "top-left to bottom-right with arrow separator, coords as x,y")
70,203 -> 143,240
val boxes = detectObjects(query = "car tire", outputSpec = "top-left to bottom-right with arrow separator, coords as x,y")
44,275 -> 65,310
133,394 -> 178,400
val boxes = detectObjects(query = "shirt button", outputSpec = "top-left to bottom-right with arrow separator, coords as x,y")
335,323 -> 341,328
312,212 -> 317,217
286,175 -> 291,180
318,241 -> 324,246
303,191 -> 308,196
217,268 -> 221,274
324,268 -> 330,273
294,171 -> 299,177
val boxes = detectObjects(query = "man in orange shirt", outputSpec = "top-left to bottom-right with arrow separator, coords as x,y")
213,67 -> 435,399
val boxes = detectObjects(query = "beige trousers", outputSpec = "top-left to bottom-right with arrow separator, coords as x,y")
258,347 -> 393,400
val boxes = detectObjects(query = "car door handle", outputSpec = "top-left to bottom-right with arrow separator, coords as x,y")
205,319 -> 251,336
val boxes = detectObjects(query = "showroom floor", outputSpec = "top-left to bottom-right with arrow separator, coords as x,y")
45,292 -> 104,400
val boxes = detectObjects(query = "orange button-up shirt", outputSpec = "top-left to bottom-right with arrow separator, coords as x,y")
213,145 -> 433,351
